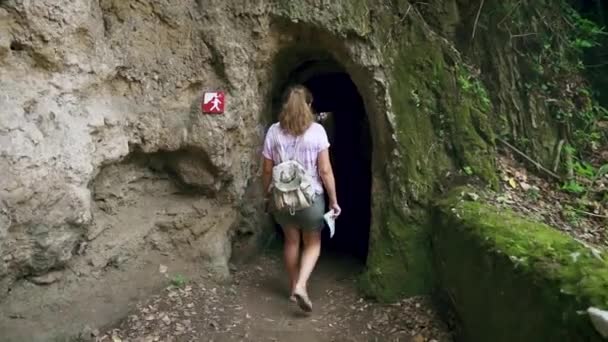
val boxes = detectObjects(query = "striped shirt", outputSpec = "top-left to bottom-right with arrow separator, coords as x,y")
262,122 -> 330,194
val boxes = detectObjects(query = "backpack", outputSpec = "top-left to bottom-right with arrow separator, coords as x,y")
271,137 -> 315,215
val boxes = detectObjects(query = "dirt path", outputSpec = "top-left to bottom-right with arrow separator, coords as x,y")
100,251 -> 452,342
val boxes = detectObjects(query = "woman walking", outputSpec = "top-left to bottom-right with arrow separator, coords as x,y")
262,85 -> 341,312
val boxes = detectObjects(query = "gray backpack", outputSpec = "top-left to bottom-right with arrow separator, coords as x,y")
271,137 -> 315,215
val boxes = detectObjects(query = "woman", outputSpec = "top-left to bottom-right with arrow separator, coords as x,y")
262,85 -> 341,312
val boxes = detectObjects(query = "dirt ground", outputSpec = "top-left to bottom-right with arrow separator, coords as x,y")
98,250 -> 453,342
486,154 -> 607,246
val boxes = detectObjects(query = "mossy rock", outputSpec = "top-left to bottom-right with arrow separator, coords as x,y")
360,203 -> 434,302
386,20 -> 497,203
361,15 -> 498,302
433,187 -> 608,341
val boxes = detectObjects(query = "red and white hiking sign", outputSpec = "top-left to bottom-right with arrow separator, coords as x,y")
202,91 -> 225,114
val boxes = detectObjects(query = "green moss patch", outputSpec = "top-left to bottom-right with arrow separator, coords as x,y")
386,23 -> 497,204
362,17 -> 498,301
360,204 -> 434,302
433,187 -> 608,341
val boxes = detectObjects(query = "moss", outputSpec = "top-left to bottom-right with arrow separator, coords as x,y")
448,97 -> 498,187
387,24 -> 454,203
437,189 -> 608,298
433,187 -> 608,341
362,15 -> 499,301
359,23 -> 450,301
386,24 -> 497,201
360,203 -> 435,302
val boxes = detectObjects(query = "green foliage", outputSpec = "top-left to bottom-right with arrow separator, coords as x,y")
572,160 -> 596,179
170,274 -> 187,288
595,164 -> 608,182
560,143 -> 608,196
561,180 -> 586,194
525,187 -> 541,201
566,7 -> 606,52
563,203 -> 582,226
564,9 -> 607,148
559,143 -> 608,199
571,102 -> 608,152
457,68 -> 491,111
513,2 -> 608,156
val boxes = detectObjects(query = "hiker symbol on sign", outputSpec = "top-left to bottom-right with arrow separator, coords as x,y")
202,91 -> 225,114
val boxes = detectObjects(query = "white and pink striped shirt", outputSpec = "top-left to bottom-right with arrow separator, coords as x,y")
262,122 -> 330,194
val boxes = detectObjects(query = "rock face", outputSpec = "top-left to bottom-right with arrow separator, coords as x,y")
2,0 -> 567,337
0,0 -> 501,298
433,188 -> 608,341
0,0 -> 267,297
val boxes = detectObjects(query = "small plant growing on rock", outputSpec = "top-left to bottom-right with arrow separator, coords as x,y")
457,66 -> 491,111
561,180 -> 586,194
562,205 -> 581,226
410,89 -> 421,108
170,274 -> 187,288
525,187 -> 541,201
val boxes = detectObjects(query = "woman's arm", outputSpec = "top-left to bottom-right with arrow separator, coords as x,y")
318,149 -> 341,216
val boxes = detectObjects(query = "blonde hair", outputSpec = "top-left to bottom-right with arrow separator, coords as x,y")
279,85 -> 315,136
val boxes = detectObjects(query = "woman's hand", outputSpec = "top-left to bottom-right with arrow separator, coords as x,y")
318,149 -> 340,219
330,202 -> 341,218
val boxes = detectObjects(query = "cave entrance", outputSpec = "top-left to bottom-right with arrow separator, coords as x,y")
271,56 -> 372,263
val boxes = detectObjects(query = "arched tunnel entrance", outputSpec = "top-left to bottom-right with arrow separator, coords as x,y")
271,56 -> 372,262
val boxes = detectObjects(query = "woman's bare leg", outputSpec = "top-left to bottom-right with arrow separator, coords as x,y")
294,229 -> 321,295
282,225 -> 301,296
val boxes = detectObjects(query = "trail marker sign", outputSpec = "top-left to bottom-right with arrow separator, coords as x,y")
202,91 -> 225,114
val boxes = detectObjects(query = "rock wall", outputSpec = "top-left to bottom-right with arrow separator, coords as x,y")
0,1 -> 522,335
433,187 -> 608,341
0,0 -> 270,298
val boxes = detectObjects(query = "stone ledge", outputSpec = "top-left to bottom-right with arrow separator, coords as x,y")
433,187 -> 608,342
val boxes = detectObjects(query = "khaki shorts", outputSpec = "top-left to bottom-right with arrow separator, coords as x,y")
272,195 -> 325,230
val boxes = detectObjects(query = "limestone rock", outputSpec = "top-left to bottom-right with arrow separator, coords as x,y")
166,150 -> 221,194
29,271 -> 63,286
0,0 -> 266,298
588,307 -> 608,338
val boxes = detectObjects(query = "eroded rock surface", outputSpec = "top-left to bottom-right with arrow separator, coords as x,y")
0,0 -> 268,297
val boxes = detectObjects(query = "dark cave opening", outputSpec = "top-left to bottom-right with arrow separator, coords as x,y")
272,59 -> 373,263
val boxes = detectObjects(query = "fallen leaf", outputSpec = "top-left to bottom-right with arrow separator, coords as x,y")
412,334 -> 424,342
